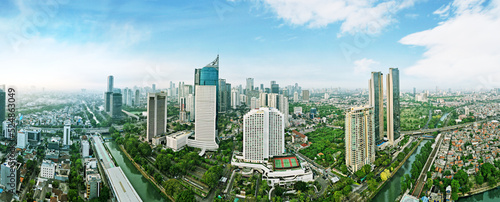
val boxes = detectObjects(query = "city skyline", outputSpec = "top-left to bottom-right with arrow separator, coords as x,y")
1,0 -> 500,91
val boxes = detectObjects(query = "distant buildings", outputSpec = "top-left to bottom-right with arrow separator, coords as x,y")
146,92 -> 168,143
294,92 -> 299,102
345,106 -> 375,172
243,108 -> 284,163
302,90 -> 310,102
63,121 -> 71,146
246,78 -> 254,92
231,88 -> 240,109
387,68 -> 401,144
104,76 -> 114,112
218,79 -> 231,113
369,72 -> 384,145
2,120 -> 11,139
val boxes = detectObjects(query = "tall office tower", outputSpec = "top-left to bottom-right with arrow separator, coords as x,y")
1,159 -> 20,192
386,68 -> 400,145
17,130 -> 28,149
3,121 -> 11,139
192,85 -> 218,150
238,85 -> 243,94
260,84 -> 264,92
267,93 -> 278,108
63,121 -> 71,145
259,92 -> 268,107
152,84 -> 156,93
302,90 -> 310,102
369,72 -> 384,145
0,85 -> 5,124
345,106 -> 375,172
413,87 -> 416,98
104,92 -> 112,112
146,92 -> 168,143
294,92 -> 299,102
243,107 -> 284,162
107,76 -> 114,92
178,82 -> 185,104
265,88 -> 270,93
82,140 -> 90,157
246,78 -> 254,92
122,88 -> 128,105
135,89 -> 140,106
218,79 -> 230,113
231,88 -> 240,109
110,93 -> 123,120
250,97 -> 258,109
190,55 -> 219,150
187,94 -> 195,121
126,89 -> 133,106
278,94 -> 289,127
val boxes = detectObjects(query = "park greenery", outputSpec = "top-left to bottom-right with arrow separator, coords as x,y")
401,140 -> 434,194
299,127 -> 345,168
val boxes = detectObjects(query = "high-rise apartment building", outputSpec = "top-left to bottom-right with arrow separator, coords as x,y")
387,68 -> 400,144
294,92 -> 299,103
218,79 -> 231,113
345,106 -> 375,172
63,121 -> 71,145
302,90 -> 309,102
146,92 -> 168,143
135,89 -> 140,106
2,121 -> 11,139
243,108 -> 284,162
250,97 -> 258,110
369,72 -> 384,145
259,92 -> 268,107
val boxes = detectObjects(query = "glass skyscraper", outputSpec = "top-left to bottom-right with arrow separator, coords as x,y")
387,68 -> 400,144
369,72 -> 384,145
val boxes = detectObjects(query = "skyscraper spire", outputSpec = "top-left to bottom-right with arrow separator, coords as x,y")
205,55 -> 219,70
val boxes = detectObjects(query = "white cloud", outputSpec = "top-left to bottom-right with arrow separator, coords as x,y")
433,3 -> 451,19
255,0 -> 418,35
400,0 -> 500,89
353,58 -> 379,74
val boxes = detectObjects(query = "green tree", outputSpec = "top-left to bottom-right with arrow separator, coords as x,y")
476,174 -> 484,185
175,190 -> 196,202
294,181 -> 308,192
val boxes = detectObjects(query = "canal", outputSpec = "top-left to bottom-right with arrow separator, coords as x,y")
371,139 -> 430,202
104,138 -> 167,202
458,187 -> 500,201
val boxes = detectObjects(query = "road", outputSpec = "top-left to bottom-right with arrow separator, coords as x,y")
412,134 -> 443,197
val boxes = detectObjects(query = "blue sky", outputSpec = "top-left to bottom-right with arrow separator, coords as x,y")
1,0 -> 499,91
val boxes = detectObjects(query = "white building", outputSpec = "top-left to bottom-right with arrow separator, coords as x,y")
243,108 -> 284,163
166,131 -> 192,152
278,95 -> 289,127
82,140 -> 90,157
63,121 -> 71,145
147,92 -> 168,143
345,106 -> 375,172
231,88 -> 240,109
41,160 -> 56,179
186,94 -> 195,121
294,107 -> 303,115
189,85 -> 219,150
239,94 -> 247,107
17,130 -> 28,149
259,92 -> 268,107
293,92 -> 299,103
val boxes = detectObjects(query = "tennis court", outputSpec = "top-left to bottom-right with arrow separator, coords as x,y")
273,156 -> 300,170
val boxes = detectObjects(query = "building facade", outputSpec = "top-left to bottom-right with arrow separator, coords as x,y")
302,90 -> 309,102
41,160 -> 56,179
63,122 -> 71,145
369,72 -> 384,145
387,68 -> 401,145
243,108 -> 285,162
345,106 -> 375,172
146,92 -> 168,143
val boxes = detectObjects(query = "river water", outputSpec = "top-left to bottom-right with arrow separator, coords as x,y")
458,187 -> 500,201
104,139 -> 167,202
371,139 -> 430,202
